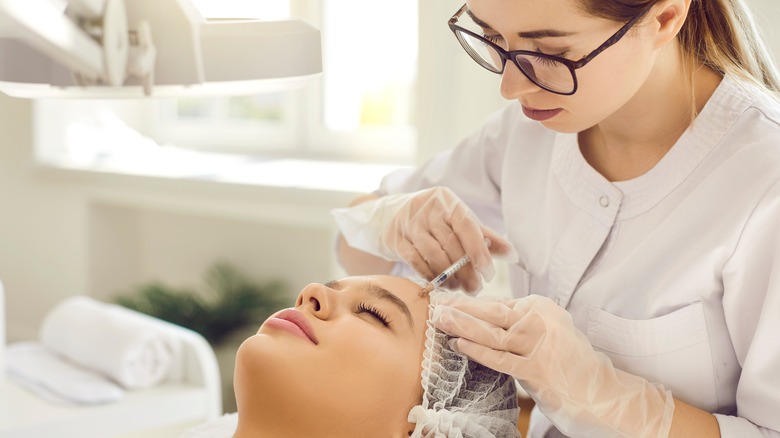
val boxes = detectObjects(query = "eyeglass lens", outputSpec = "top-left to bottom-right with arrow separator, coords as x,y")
454,29 -> 576,94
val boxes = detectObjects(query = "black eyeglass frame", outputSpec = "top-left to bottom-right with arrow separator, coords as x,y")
447,3 -> 654,95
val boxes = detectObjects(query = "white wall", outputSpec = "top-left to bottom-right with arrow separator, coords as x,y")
416,2 -> 505,164
0,97 -> 90,341
752,0 -> 780,66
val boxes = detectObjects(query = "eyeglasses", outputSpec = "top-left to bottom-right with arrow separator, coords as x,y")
448,4 -> 653,95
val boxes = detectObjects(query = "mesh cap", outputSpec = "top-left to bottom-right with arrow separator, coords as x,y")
408,290 -> 522,438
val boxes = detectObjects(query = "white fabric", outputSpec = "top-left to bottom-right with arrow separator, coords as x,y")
5,342 -> 124,404
409,291 -> 521,438
378,75 -> 780,437
714,413 -> 780,437
180,413 -> 237,438
331,191 -> 409,261
40,295 -> 175,389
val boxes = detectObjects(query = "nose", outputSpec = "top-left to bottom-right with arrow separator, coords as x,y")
500,60 -> 540,100
295,283 -> 335,320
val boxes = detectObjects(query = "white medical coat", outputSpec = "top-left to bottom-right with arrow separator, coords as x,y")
378,76 -> 780,437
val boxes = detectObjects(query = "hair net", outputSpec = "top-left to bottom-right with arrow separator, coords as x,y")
408,290 -> 522,438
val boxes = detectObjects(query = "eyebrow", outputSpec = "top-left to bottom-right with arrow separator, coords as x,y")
466,9 -> 575,39
325,280 -> 414,328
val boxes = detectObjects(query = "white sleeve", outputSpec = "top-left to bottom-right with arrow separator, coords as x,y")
714,414 -> 780,438
377,103 -> 522,234
720,180 -> 780,436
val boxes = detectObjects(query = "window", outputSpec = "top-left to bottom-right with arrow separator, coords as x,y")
36,0 -> 418,173
152,0 -> 418,163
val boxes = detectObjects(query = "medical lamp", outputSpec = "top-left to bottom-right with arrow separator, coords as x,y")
0,0 -> 322,98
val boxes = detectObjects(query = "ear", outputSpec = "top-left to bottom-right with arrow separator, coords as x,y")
651,0 -> 692,49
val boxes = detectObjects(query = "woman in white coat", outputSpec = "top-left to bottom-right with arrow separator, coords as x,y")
333,0 -> 780,436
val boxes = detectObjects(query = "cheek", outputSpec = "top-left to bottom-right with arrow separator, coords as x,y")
327,329 -> 423,399
558,42 -> 654,127
300,328 -> 425,431
582,50 -> 649,92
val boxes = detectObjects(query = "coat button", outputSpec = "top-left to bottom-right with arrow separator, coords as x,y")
599,196 -> 610,207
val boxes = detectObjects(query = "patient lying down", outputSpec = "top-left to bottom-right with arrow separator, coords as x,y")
182,275 -> 520,438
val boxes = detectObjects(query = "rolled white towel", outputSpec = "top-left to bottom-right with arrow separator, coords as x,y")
40,295 -> 176,389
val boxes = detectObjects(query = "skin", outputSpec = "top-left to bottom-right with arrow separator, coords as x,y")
232,275 -> 431,438
340,0 -> 724,435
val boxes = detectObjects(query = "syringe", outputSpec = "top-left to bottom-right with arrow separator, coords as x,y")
419,254 -> 472,297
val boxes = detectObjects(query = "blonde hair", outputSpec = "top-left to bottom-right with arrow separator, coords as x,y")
584,0 -> 780,95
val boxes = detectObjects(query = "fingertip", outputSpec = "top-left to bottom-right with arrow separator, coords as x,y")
431,305 -> 446,324
469,248 -> 494,281
478,261 -> 496,283
447,338 -> 464,355
489,241 -> 519,264
480,226 -> 504,244
405,253 -> 435,281
480,228 -> 518,263
498,245 -> 520,264
463,277 -> 483,296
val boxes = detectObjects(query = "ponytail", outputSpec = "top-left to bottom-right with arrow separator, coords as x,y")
584,0 -> 780,94
679,0 -> 780,93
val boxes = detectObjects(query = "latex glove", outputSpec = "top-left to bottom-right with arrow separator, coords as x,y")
432,294 -> 675,437
331,187 -> 517,294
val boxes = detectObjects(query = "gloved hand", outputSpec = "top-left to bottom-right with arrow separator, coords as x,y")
432,294 -> 675,438
331,187 -> 517,294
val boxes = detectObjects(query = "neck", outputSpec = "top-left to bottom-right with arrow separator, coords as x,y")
233,422 -> 262,438
579,43 -> 722,182
233,417 -> 289,438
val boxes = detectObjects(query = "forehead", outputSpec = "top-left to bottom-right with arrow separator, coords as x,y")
338,275 -> 423,297
465,0 -> 589,31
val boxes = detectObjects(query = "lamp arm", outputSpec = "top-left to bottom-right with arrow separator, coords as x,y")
0,0 -> 320,98
0,0 -> 105,81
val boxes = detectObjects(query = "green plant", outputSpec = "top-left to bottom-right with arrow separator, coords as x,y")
115,261 -> 291,346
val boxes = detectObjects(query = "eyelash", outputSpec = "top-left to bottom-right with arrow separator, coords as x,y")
482,33 -> 568,60
483,33 -> 503,45
357,303 -> 390,327
535,49 -> 568,65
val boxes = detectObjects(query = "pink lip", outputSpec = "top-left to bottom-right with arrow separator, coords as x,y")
522,105 -> 563,122
264,309 -> 319,345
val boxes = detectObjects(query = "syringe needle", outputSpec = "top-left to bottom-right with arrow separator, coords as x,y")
419,254 -> 472,297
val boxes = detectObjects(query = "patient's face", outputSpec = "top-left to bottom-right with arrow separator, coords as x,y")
234,275 -> 430,438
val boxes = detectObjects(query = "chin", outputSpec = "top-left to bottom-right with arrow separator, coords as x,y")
540,113 -> 596,134
234,335 -> 291,392
540,120 -> 577,133
233,336 -> 310,426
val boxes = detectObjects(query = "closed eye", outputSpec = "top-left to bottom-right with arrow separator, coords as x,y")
325,279 -> 413,329
357,302 -> 391,328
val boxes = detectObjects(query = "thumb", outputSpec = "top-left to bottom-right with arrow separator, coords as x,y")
481,226 -> 519,263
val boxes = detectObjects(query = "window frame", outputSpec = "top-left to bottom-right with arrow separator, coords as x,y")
147,0 -> 417,164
